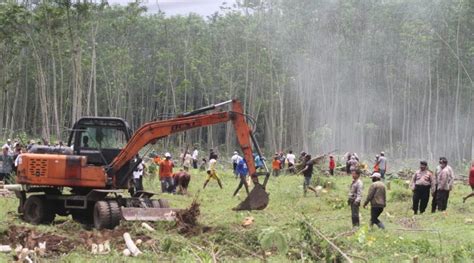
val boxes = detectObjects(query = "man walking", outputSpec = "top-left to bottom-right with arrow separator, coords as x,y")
233,158 -> 250,196
299,154 -> 314,196
203,156 -> 223,189
348,169 -> 363,228
377,152 -> 387,179
363,172 -> 386,229
462,160 -> 474,203
436,157 -> 454,211
272,154 -> 281,177
410,161 -> 435,214
231,151 -> 242,178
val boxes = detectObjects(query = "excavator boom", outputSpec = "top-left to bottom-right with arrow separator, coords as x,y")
109,99 -> 269,210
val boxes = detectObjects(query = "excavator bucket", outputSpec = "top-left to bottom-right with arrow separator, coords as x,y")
233,184 -> 269,211
121,207 -> 181,221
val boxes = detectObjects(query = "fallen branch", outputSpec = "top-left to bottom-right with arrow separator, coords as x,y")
223,240 -> 265,260
302,220 -> 353,263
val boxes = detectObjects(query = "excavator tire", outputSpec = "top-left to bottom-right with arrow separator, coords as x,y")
151,200 -> 161,208
23,195 -> 55,225
93,201 -> 112,230
107,200 -> 121,229
158,199 -> 170,208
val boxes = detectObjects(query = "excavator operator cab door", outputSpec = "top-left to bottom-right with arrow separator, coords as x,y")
67,117 -> 132,166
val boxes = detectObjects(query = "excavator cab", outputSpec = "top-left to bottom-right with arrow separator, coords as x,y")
67,117 -> 132,166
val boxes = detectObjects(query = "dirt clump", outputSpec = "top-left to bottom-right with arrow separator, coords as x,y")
175,200 -> 203,235
0,225 -> 77,256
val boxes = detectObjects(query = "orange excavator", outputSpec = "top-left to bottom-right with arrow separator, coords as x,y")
11,99 -> 270,229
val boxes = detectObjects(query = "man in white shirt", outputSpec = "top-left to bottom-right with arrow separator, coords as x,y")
183,151 -> 193,171
286,150 -> 296,173
192,147 -> 199,169
231,151 -> 243,178
132,159 -> 145,195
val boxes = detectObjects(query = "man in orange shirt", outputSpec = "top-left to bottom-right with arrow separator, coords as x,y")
159,152 -> 174,193
272,154 -> 281,177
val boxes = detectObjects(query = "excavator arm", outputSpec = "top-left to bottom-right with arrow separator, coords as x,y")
108,99 -> 269,210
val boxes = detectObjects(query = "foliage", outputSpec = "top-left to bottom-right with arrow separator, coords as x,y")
258,227 -> 289,255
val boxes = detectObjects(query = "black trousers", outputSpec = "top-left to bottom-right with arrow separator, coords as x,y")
431,188 -> 438,213
436,190 -> 450,211
413,185 -> 430,214
350,203 -> 360,227
370,207 -> 384,225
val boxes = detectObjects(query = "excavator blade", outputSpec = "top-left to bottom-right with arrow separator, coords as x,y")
121,207 -> 181,221
233,184 -> 269,211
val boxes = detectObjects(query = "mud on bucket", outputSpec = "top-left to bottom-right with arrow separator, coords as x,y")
233,184 -> 269,211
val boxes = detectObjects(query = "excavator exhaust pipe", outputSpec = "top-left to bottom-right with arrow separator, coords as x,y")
233,183 -> 269,211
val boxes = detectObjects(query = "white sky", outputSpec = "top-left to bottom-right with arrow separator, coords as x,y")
107,0 -> 233,16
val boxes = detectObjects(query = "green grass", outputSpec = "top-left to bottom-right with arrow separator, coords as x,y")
0,168 -> 473,262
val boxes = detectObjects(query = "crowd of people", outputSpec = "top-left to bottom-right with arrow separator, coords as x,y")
2,137 -> 474,230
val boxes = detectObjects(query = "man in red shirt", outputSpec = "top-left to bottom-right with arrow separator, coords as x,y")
159,152 -> 174,193
462,160 -> 474,203
329,155 -> 335,176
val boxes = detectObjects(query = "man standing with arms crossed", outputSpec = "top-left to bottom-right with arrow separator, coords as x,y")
410,161 -> 435,214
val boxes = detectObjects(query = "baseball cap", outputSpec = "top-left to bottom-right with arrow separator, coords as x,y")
370,172 -> 381,178
164,152 -> 171,158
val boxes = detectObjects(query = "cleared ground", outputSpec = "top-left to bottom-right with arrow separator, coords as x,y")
0,166 -> 472,262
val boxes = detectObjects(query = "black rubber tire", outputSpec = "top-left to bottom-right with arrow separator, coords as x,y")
23,195 -> 55,225
158,199 -> 170,208
151,200 -> 161,208
107,200 -> 121,229
93,201 -> 111,230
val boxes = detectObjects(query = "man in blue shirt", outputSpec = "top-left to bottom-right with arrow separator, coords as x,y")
233,158 -> 250,196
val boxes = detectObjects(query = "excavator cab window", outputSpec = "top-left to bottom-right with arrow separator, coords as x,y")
68,117 -> 131,166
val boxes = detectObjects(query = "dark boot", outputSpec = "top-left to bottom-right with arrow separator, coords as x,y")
376,222 -> 385,229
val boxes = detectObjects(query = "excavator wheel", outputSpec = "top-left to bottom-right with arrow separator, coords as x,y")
23,195 -> 55,225
150,198 -> 170,208
158,199 -> 170,208
151,200 -> 161,208
93,200 -> 121,230
107,200 -> 121,229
